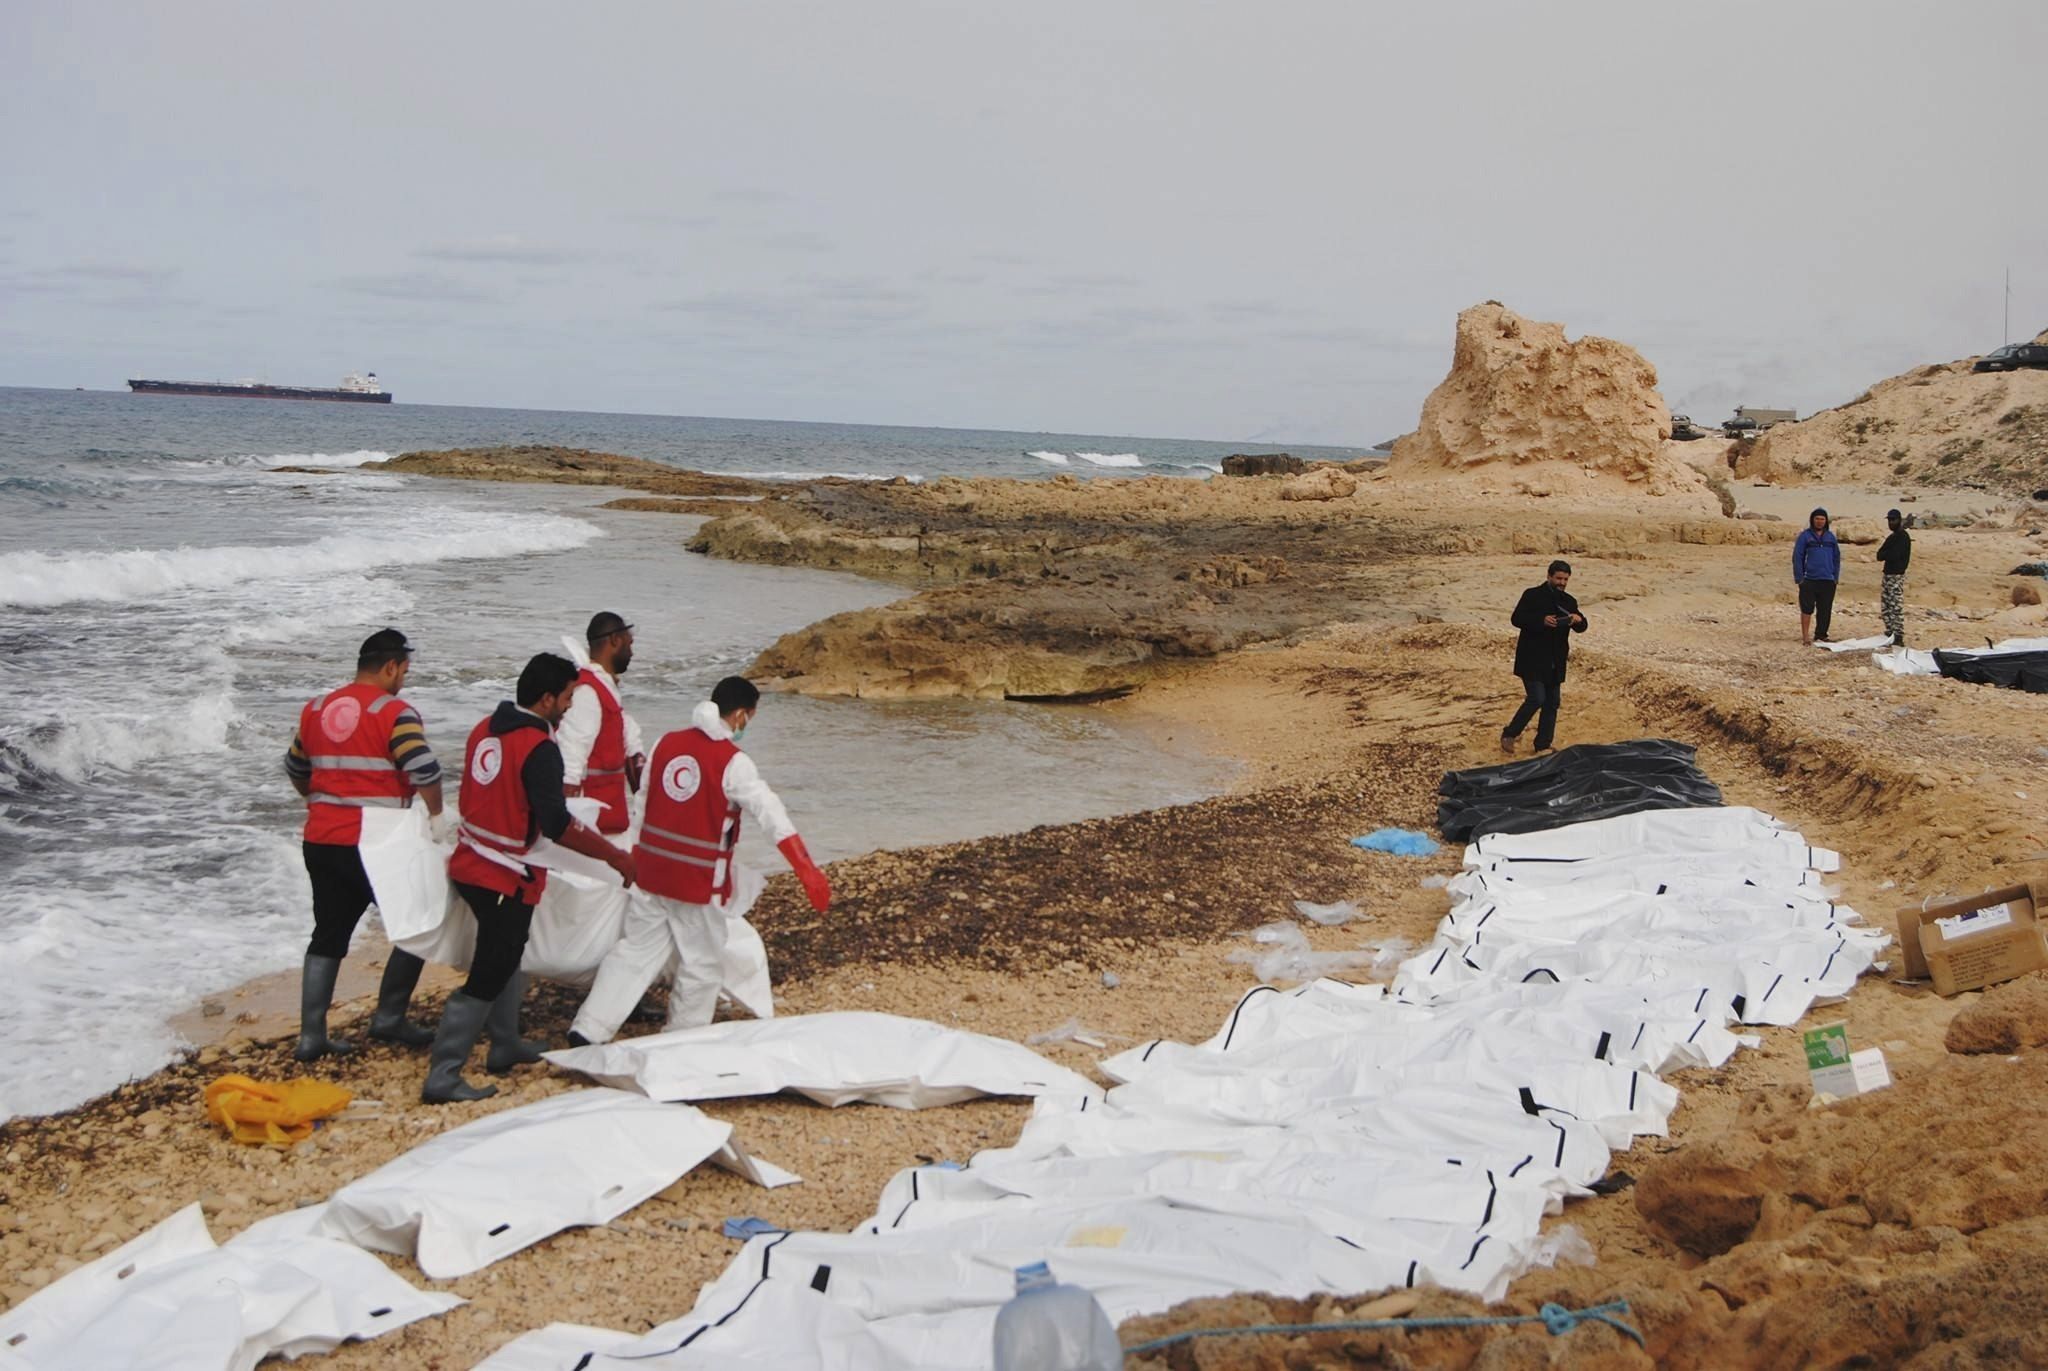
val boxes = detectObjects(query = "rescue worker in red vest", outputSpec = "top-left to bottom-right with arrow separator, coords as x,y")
558,611 -> 645,836
567,676 -> 831,1047
426,652 -> 637,1103
283,628 -> 444,1061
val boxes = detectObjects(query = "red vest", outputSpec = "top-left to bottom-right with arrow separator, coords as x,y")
298,683 -> 413,845
576,668 -> 631,834
636,727 -> 741,904
448,714 -> 552,902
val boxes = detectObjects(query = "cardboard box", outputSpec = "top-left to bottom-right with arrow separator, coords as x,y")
1895,882 -> 2046,982
1906,885 -> 2048,995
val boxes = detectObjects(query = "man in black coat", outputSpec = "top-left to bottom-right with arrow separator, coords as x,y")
1500,560 -> 1587,754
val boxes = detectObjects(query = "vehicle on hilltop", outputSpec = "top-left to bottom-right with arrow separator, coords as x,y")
1972,343 -> 2048,374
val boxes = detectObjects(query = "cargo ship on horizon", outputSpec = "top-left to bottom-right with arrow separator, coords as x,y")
127,371 -> 392,403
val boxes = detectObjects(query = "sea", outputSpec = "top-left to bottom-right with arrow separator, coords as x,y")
0,387 -> 1362,1122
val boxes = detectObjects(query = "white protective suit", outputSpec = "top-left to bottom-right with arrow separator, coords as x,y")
569,701 -> 799,1044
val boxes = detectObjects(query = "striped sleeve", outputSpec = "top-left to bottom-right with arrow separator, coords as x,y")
285,731 -> 312,782
386,707 -> 443,788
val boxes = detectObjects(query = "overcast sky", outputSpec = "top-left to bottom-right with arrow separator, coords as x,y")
3,2 -> 2043,445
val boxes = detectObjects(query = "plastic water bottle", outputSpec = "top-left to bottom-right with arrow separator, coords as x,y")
991,1261 -> 1121,1370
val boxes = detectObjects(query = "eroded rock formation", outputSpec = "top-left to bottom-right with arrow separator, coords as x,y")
1388,302 -> 1710,504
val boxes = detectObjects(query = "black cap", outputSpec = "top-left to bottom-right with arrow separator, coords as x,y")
357,627 -> 413,668
586,611 -> 633,644
1887,508 -> 1902,519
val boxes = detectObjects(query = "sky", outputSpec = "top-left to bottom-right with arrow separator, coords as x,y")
3,1 -> 2044,446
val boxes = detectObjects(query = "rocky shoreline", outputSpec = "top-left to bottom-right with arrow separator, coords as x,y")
688,471 -> 1773,700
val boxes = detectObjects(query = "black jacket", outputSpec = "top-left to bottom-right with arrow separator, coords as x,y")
1510,583 -> 1587,682
1877,529 -> 1911,576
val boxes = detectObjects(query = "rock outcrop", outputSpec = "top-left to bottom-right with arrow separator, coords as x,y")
1220,453 -> 1304,477
1736,330 -> 2048,492
1387,303 -> 1712,506
1278,467 -> 1358,501
372,446 -> 771,497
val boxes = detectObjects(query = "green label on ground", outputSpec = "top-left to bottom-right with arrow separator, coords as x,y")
1804,1022 -> 1850,1071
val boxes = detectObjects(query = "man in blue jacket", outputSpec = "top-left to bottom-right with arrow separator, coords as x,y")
1793,508 -> 1841,644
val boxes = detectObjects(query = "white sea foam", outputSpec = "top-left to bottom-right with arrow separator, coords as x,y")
0,831 -> 308,1125
1027,450 -> 1071,466
712,470 -> 923,483
261,449 -> 394,468
9,693 -> 242,785
0,512 -> 600,608
202,449 -> 397,469
1075,451 -> 1144,467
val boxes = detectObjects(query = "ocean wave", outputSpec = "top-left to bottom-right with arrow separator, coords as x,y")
1030,451 -> 1147,469
215,449 -> 397,470
1,693 -> 241,789
0,512 -> 601,609
0,830 -> 308,1122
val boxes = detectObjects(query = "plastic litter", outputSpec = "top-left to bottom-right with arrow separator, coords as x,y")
1100,971 -> 1120,989
1026,1018 -> 1112,1050
1351,828 -> 1440,857
1524,1223 -> 1598,1270
1419,874 -> 1450,890
1436,739 -> 1723,842
992,1261 -> 1120,1371
722,1217 -> 786,1241
1292,898 -> 1364,926
203,1074 -> 352,1147
1227,923 -> 1400,984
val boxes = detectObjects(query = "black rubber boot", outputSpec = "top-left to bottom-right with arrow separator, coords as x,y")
366,950 -> 433,1048
293,953 -> 356,1062
421,993 -> 498,1104
485,972 -> 546,1075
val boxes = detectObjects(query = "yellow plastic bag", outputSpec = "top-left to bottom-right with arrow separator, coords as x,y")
203,1074 -> 353,1147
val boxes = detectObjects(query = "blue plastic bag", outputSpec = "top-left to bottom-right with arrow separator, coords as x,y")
1351,828 -> 1440,857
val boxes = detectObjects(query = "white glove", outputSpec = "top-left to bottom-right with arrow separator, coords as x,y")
430,810 -> 458,845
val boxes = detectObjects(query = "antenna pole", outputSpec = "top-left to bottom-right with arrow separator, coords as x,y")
2006,266 -> 2012,345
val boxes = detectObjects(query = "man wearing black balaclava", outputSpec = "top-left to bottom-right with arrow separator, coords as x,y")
1500,560 -> 1587,755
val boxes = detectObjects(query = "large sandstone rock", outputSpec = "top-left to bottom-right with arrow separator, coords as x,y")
1388,303 -> 1710,504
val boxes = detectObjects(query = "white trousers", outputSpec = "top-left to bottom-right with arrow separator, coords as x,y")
570,888 -> 729,1046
